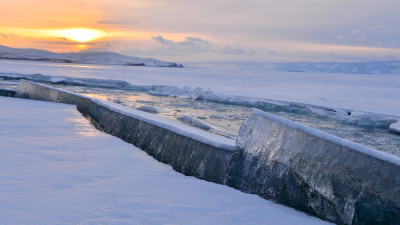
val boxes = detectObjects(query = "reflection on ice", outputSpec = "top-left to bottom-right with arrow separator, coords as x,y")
83,92 -> 155,104
69,117 -> 101,137
83,93 -> 109,101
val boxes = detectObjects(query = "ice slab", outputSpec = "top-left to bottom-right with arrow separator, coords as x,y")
228,109 -> 400,224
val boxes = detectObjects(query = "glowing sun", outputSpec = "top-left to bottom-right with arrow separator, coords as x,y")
55,28 -> 107,42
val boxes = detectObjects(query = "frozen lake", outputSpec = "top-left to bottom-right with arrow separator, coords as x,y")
1,60 -> 399,155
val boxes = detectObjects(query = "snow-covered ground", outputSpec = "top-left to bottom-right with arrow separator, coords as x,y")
0,96 -> 330,224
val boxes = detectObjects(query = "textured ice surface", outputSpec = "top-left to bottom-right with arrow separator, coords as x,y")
0,96 -> 331,224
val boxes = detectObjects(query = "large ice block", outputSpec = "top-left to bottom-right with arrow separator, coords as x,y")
227,109 -> 400,224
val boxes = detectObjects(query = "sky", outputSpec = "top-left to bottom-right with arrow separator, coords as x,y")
1,0 -> 400,62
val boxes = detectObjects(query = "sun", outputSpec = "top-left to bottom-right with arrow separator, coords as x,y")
55,28 -> 107,42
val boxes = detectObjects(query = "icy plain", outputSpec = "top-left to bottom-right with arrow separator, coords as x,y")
1,59 -> 399,153
0,96 -> 330,224
1,60 -> 399,117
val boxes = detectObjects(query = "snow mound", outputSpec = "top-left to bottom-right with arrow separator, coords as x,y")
178,115 -> 213,131
309,107 -> 398,129
137,105 -> 171,114
0,45 -> 183,67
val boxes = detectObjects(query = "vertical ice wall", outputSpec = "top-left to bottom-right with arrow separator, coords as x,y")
227,110 -> 400,224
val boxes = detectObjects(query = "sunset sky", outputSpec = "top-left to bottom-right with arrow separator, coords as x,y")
1,0 -> 400,62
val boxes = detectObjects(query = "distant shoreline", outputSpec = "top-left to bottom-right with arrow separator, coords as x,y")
0,57 -> 183,68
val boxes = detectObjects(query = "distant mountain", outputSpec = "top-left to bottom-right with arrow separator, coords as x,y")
0,45 -> 183,68
190,61 -> 400,75
272,61 -> 400,74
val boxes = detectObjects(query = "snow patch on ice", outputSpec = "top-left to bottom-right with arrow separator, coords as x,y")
178,114 -> 213,131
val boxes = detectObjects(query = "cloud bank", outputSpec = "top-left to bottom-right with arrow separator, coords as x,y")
151,35 -> 257,55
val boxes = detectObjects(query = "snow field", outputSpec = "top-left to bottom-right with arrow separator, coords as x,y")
0,96 -> 331,224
